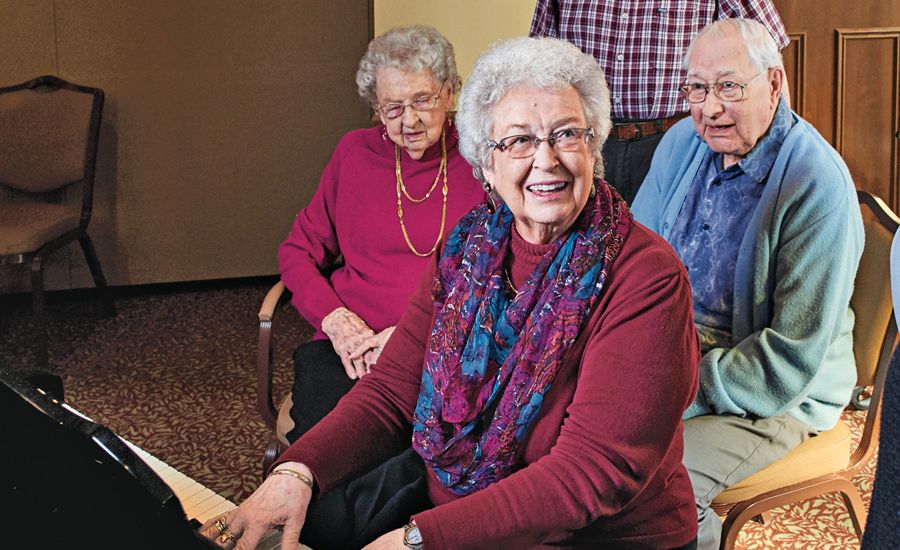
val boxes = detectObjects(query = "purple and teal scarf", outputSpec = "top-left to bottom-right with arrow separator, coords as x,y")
411,181 -> 632,495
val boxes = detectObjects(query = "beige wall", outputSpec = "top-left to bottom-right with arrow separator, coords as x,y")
1,0 -> 372,290
373,1 -> 536,81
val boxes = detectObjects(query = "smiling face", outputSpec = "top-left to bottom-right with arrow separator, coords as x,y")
483,86 -> 595,245
375,67 -> 453,160
686,26 -> 783,168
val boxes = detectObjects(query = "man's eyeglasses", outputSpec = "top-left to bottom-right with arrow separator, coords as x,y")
679,69 -> 770,103
376,82 -> 445,120
488,127 -> 594,159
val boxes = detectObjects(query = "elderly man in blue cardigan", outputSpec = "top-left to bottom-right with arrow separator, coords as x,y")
632,17 -> 864,550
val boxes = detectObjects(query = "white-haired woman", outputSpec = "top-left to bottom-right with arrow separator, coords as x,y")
277,26 -> 485,442
204,37 -> 698,550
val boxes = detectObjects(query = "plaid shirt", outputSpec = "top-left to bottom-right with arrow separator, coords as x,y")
530,0 -> 788,120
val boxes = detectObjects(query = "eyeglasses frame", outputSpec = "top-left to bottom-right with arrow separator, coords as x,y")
487,127 -> 595,159
679,68 -> 771,104
375,81 -> 447,120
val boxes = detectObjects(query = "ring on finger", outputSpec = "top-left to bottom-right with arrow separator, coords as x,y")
214,517 -> 228,534
219,528 -> 237,544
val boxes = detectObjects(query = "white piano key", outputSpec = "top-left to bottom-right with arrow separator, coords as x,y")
182,487 -> 220,510
189,493 -> 228,520
197,500 -> 237,524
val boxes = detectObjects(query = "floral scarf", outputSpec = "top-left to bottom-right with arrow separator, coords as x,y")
411,181 -> 632,495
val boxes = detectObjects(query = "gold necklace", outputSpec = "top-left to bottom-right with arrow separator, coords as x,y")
396,131 -> 448,257
395,133 -> 447,203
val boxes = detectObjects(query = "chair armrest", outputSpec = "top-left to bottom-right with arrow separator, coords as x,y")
257,280 -> 291,430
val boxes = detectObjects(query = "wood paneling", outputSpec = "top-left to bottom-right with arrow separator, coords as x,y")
782,33 -> 805,116
773,1 -> 900,213
835,29 -> 900,207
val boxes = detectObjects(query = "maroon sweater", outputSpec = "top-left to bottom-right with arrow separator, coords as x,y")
277,220 -> 700,549
278,121 -> 485,339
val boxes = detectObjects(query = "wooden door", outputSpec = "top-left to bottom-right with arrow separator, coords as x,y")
773,0 -> 900,212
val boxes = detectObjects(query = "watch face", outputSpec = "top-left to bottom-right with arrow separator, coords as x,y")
405,525 -> 423,546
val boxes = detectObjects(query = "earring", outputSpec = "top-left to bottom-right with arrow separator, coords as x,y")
381,126 -> 388,142
488,193 -> 499,213
589,181 -> 596,198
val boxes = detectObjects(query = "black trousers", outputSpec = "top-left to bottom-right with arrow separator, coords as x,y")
286,339 -> 356,443
299,448 -> 432,550
601,128 -> 665,206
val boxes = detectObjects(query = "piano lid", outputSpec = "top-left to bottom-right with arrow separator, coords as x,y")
1,367 -> 218,550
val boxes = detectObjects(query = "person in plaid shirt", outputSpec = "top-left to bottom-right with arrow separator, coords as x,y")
530,0 -> 787,204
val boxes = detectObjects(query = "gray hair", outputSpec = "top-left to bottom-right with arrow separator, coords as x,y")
356,25 -> 461,105
683,18 -> 783,72
456,37 -> 611,183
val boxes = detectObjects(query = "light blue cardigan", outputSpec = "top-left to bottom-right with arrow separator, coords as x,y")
632,114 -> 864,431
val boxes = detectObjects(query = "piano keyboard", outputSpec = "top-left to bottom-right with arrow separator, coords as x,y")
60,403 -> 292,549
124,441 -> 293,549
123,440 -> 237,525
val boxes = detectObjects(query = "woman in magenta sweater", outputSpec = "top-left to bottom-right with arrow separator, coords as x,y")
205,38 -> 698,549
277,26 -> 485,440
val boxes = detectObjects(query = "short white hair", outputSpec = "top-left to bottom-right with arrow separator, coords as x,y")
683,18 -> 783,72
355,26 -> 461,105
456,37 -> 612,183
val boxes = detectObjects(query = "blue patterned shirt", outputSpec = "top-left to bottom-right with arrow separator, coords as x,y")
669,99 -> 794,353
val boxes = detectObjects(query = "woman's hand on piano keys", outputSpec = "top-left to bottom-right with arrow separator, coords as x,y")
199,461 -> 314,550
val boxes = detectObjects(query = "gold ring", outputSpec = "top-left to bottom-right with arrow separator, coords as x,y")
214,517 -> 228,534
219,528 -> 237,544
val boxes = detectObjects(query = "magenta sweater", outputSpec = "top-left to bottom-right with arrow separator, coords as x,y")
278,121 -> 485,338
276,219 -> 701,549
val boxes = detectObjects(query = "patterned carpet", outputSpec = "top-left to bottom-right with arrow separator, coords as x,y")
0,281 -> 875,548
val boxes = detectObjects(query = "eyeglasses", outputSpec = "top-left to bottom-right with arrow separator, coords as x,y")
376,82 -> 445,120
488,127 -> 594,159
679,69 -> 769,103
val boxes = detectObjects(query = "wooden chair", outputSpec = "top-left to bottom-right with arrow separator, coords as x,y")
256,280 -> 295,476
0,75 -> 115,369
711,190 -> 899,549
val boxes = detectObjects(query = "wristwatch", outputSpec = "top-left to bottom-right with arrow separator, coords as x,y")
402,520 -> 423,550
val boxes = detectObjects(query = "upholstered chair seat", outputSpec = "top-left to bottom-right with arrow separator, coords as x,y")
0,202 -> 80,255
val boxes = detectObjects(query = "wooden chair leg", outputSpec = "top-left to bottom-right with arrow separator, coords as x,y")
835,478 -> 867,538
78,233 -> 115,315
29,255 -> 48,370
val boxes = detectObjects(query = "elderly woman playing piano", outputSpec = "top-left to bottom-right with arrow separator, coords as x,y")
203,37 -> 700,550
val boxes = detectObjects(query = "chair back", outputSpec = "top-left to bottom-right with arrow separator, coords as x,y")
848,191 -> 899,468
852,191 -> 899,386
0,75 -> 103,194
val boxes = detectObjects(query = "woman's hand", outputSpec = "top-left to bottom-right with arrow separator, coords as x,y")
350,326 -> 396,372
199,462 -> 313,550
321,307 -> 376,379
362,527 -> 407,549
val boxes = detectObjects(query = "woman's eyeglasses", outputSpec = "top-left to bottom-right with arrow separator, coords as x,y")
376,83 -> 445,119
488,127 -> 594,159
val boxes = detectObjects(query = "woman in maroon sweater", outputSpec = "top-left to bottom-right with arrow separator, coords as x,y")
277,26 -> 485,440
204,38 -> 699,550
